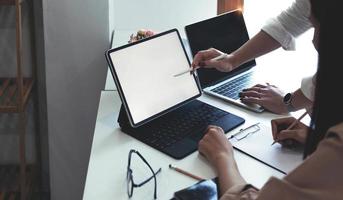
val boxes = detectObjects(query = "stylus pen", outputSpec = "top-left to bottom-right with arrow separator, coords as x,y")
169,164 -> 204,181
173,53 -> 228,77
271,110 -> 308,145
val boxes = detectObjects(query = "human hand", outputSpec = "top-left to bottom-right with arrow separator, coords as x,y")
198,126 -> 234,169
128,29 -> 155,43
191,48 -> 236,72
239,83 -> 288,114
271,117 -> 309,146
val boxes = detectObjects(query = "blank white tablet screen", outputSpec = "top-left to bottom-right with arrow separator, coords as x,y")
109,31 -> 200,125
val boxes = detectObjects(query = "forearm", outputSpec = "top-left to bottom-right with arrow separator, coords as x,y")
231,30 -> 281,68
291,89 -> 313,110
215,157 -> 246,196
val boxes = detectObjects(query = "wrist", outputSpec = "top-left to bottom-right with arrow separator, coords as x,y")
229,53 -> 241,70
214,153 -> 237,172
283,92 -> 296,112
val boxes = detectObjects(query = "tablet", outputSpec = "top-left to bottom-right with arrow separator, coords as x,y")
105,29 -> 202,127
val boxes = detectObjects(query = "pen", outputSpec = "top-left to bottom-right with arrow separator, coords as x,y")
271,110 -> 308,145
173,53 -> 228,77
169,164 -> 204,181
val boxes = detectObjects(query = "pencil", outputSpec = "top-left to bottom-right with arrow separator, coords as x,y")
271,110 -> 308,145
169,164 -> 204,181
173,53 -> 227,77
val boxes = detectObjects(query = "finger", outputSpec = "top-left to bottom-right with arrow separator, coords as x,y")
239,90 -> 263,98
277,130 -> 301,142
207,125 -> 219,131
202,60 -> 222,68
247,84 -> 267,89
208,125 -> 225,136
197,140 -> 208,157
204,125 -> 213,132
198,136 -> 214,157
199,134 -> 210,148
240,96 -> 263,105
272,117 -> 297,136
272,117 -> 296,127
242,86 -> 266,93
266,82 -> 276,87
271,119 -> 279,140
271,117 -> 295,139
192,49 -> 219,68
296,121 -> 308,129
202,127 -> 218,139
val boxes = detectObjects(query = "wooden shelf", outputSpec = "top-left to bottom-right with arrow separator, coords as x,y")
0,165 -> 34,200
0,1 -> 37,200
0,0 -> 24,5
0,78 -> 34,113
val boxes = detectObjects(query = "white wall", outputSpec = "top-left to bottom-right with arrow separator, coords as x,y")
244,0 -> 317,91
244,0 -> 295,35
105,0 -> 217,90
40,0 -> 109,199
111,0 -> 216,33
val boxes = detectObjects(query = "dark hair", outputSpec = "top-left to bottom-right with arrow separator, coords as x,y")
304,0 -> 343,157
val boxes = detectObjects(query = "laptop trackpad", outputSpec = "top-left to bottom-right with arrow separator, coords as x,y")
164,138 -> 197,159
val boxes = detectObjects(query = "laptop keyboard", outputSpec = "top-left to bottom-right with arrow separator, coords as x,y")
137,102 -> 228,150
211,71 -> 253,100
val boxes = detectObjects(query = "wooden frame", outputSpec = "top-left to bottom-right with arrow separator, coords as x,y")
217,0 -> 244,14
0,0 -> 37,199
0,0 -> 34,113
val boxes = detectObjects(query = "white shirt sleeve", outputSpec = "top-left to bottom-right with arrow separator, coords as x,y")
262,0 -> 313,50
301,74 -> 316,101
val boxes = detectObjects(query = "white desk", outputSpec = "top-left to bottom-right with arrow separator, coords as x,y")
84,29 -> 316,200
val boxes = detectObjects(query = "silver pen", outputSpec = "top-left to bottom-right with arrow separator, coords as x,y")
173,53 -> 227,77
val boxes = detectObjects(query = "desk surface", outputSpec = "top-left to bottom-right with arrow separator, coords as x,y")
84,29 -> 316,200
83,90 -> 312,200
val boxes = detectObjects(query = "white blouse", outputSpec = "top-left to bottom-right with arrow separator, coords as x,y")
261,0 -> 315,101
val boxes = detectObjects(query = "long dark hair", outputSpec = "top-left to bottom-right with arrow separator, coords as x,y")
304,0 -> 343,157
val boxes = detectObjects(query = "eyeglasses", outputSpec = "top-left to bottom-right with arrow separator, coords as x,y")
230,122 -> 260,141
127,149 -> 162,199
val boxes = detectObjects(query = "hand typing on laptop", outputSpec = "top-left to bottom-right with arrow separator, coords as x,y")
239,83 -> 287,114
190,46 -> 312,114
191,47 -> 289,114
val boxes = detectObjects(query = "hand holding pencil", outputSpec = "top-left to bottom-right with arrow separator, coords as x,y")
174,53 -> 228,77
271,111 -> 309,146
191,48 -> 236,72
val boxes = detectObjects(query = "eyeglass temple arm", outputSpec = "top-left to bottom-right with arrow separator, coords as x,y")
135,168 -> 162,187
135,151 -> 160,199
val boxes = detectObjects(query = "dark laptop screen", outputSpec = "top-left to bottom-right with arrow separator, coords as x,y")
185,10 -> 256,88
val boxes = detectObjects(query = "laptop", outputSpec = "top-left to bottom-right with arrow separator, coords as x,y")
185,9 -> 264,113
105,29 -> 245,159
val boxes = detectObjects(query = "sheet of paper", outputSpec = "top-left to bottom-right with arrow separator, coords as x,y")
230,123 -> 303,174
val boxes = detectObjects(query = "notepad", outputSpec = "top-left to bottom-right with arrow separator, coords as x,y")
229,123 -> 304,174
